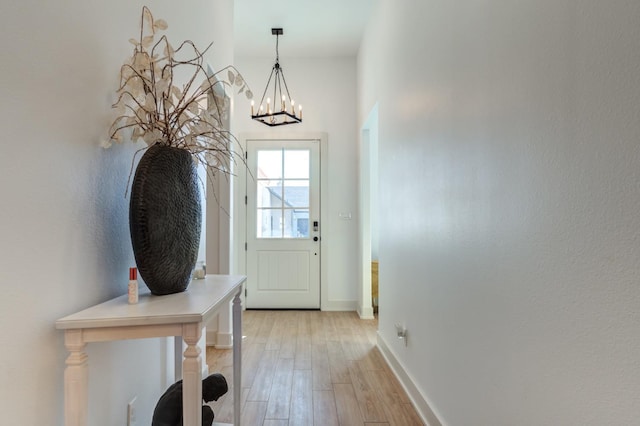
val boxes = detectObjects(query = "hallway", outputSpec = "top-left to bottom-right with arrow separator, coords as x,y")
207,310 -> 423,425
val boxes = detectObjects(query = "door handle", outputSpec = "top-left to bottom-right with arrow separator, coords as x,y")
313,236 -> 319,242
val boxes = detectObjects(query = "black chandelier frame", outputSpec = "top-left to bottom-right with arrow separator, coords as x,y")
251,28 -> 302,127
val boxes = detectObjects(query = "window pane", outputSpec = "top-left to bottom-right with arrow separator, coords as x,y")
257,208 -> 282,238
257,179 -> 282,208
284,150 -> 309,179
255,148 -> 311,239
283,209 -> 309,238
283,182 -> 309,208
257,150 -> 282,179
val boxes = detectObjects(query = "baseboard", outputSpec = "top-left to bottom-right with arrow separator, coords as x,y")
206,330 -> 233,349
322,299 -> 357,311
214,332 -> 233,349
357,303 -> 375,319
377,333 -> 443,426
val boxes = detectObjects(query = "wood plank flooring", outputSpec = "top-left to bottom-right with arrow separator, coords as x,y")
206,310 -> 424,425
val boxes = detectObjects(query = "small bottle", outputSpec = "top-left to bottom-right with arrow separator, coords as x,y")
194,261 -> 206,279
128,267 -> 138,304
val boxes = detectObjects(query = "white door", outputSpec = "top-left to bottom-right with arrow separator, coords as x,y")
245,139 -> 321,308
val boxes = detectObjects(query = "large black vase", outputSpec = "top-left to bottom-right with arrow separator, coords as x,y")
129,144 -> 201,295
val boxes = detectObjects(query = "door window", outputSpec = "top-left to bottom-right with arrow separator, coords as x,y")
256,149 -> 310,238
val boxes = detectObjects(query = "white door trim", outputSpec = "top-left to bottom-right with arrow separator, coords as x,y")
232,132 -> 329,310
358,104 -> 379,319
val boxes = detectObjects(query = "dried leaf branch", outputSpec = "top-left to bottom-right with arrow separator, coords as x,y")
106,6 -> 253,186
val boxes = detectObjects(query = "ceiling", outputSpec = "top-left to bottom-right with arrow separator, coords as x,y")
233,0 -> 377,58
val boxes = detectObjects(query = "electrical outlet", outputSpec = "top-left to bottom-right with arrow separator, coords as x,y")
127,396 -> 137,426
395,323 -> 408,346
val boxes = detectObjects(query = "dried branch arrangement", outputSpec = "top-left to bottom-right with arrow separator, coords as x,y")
105,6 -> 252,176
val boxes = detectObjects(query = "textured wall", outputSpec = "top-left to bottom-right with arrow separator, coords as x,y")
0,1 -> 233,424
359,1 -> 640,424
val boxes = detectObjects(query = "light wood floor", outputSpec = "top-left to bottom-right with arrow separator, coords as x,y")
206,310 -> 424,425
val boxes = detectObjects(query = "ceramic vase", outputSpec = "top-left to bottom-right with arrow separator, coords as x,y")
129,143 -> 201,295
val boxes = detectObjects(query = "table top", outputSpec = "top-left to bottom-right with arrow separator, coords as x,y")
56,275 -> 246,330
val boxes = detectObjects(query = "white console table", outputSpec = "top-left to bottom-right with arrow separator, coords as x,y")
56,274 -> 245,426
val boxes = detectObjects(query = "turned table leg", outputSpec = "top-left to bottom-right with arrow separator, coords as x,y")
182,323 -> 203,426
232,291 -> 242,425
64,330 -> 88,426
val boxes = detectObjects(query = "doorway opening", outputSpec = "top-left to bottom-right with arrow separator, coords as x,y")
358,104 -> 379,319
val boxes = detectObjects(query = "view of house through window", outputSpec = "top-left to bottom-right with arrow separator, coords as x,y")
256,149 -> 310,238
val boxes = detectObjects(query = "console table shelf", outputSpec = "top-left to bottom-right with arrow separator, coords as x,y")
56,274 -> 245,426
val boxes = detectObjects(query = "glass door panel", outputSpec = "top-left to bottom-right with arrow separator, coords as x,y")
256,148 -> 310,239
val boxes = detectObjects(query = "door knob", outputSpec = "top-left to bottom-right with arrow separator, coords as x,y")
313,236 -> 319,242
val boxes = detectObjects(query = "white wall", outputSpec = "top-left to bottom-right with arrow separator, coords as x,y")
359,1 -> 640,424
0,1 -> 233,424
233,55 -> 360,308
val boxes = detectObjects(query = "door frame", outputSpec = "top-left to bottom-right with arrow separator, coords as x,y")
358,104 -> 378,319
233,132 -> 329,310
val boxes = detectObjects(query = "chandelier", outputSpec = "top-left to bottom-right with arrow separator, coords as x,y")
251,28 -> 302,126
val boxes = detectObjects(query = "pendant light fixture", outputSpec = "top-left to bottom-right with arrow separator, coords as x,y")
251,28 -> 302,126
